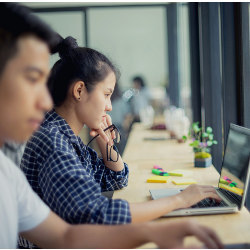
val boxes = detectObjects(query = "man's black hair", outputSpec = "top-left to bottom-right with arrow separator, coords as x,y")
133,76 -> 145,88
0,3 -> 61,75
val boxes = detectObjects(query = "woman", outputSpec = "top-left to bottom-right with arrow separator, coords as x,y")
20,36 -> 130,227
21,36 -> 221,229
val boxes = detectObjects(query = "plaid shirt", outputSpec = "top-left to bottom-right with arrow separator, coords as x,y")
20,109 -> 131,226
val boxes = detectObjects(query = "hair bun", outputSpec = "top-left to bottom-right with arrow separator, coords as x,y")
58,36 -> 78,59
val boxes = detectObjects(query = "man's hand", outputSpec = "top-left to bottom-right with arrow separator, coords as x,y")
148,220 -> 223,249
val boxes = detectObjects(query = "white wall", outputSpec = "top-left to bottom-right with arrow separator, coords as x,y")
36,11 -> 85,67
88,7 -> 168,90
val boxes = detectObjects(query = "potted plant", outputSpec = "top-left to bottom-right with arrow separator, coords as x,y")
182,122 -> 218,168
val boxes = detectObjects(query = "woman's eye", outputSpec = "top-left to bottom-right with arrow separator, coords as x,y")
105,94 -> 110,97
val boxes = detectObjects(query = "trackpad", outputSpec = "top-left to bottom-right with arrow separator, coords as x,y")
150,188 -> 181,200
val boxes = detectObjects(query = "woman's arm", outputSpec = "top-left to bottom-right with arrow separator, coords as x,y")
90,114 -> 126,172
85,144 -> 129,190
129,184 -> 222,222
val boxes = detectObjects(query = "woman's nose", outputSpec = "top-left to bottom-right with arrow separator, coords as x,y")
105,102 -> 112,111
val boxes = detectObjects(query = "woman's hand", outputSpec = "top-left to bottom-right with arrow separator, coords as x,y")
175,184 -> 222,209
89,114 -> 115,146
89,114 -> 124,171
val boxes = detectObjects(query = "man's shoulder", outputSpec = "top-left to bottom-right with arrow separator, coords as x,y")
0,150 -> 24,179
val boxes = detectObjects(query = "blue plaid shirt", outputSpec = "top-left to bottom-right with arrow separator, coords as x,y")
20,109 -> 131,225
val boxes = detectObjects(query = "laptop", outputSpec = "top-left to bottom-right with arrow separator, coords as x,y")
150,123 -> 250,217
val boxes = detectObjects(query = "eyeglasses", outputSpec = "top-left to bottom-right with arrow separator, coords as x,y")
86,124 -> 121,162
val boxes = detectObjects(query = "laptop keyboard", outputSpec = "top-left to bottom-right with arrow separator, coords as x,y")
191,198 -> 228,208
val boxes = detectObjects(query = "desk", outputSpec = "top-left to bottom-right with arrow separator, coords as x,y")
113,123 -> 250,247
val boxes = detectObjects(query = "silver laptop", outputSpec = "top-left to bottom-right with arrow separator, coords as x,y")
150,124 -> 250,217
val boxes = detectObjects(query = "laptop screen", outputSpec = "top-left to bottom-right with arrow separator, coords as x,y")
219,124 -> 250,199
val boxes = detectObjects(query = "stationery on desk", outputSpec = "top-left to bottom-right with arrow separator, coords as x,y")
147,176 -> 170,183
150,166 -> 197,184
172,178 -> 197,185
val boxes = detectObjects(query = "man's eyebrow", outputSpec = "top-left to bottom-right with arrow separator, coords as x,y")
107,88 -> 113,93
24,66 -> 44,76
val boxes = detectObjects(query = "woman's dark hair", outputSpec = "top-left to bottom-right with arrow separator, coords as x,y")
133,76 -> 145,88
0,3 -> 60,75
48,36 -> 120,107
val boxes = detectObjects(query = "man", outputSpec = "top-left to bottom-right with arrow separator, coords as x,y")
0,3 -> 223,249
1,141 -> 25,166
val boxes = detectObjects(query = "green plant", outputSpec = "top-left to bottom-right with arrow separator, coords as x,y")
182,122 -> 218,158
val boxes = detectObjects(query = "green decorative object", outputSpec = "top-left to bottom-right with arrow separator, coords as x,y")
183,122 -> 218,168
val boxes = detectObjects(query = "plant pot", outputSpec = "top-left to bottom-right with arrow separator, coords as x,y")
177,138 -> 185,143
170,131 -> 176,139
194,157 -> 212,168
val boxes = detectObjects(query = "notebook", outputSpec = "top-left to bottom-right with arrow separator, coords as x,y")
150,123 -> 250,217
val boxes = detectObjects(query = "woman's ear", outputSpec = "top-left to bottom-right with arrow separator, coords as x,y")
72,81 -> 85,101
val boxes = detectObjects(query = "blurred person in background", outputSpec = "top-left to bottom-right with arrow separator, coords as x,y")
109,83 -> 133,155
130,75 -> 151,122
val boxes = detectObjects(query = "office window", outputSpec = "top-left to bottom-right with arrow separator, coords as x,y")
177,3 -> 192,121
88,7 -> 167,91
36,11 -> 85,66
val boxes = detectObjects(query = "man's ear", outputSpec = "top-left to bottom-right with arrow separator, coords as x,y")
72,81 -> 85,101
